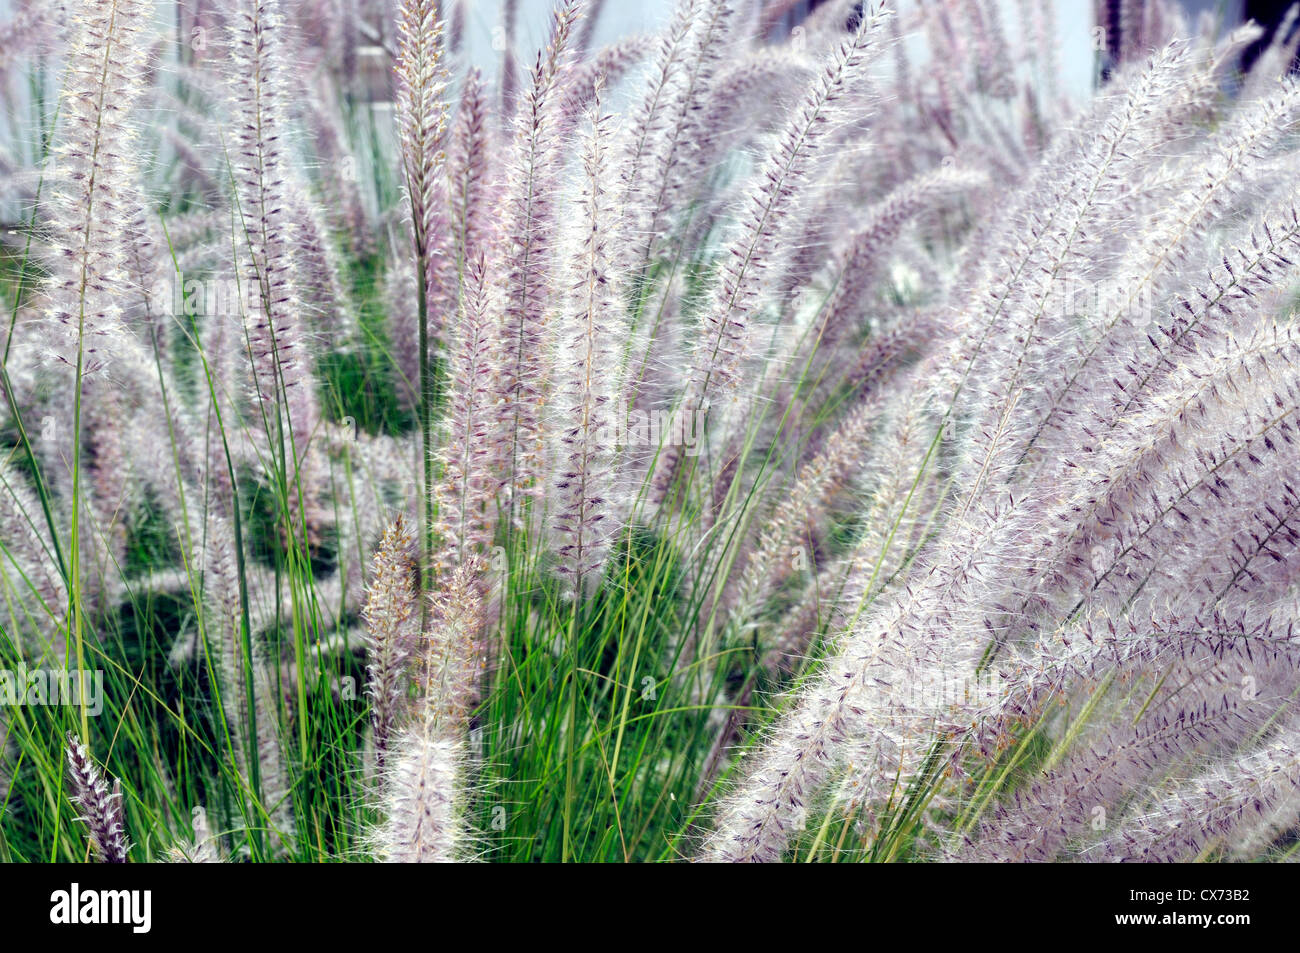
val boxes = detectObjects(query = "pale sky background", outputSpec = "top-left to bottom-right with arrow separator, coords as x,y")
454,1 -> 1268,104
456,1 -> 1102,102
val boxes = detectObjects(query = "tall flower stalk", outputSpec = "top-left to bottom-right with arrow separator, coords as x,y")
45,0 -> 149,741
394,0 -> 450,578
491,0 -> 583,520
